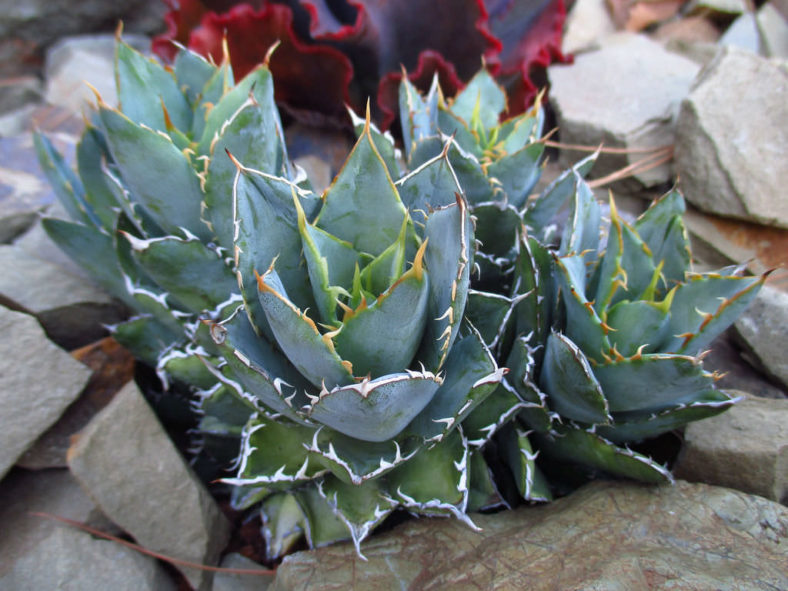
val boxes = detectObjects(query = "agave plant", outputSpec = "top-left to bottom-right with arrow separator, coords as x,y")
151,0 -> 569,127
35,38 -> 512,557
35,37 -> 767,560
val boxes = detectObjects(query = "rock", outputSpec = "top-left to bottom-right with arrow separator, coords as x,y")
0,468 -> 96,576
758,2 -> 788,58
213,553 -> 274,591
0,305 -> 91,480
0,526 -> 176,590
67,381 -> 231,591
733,286 -> 788,389
675,47 -> 788,228
548,33 -> 700,189
44,34 -> 150,113
652,15 -> 721,45
674,393 -> 788,503
687,0 -> 748,16
720,12 -> 763,54
0,74 -> 42,115
270,480 -> 788,590
0,244 -> 125,349
561,0 -> 616,55
17,337 -> 136,469
0,1 -> 166,78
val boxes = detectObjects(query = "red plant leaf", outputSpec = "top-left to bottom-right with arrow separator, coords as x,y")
188,3 -> 354,124
152,0 -> 212,62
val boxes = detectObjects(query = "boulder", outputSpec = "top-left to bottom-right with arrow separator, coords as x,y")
67,381 -> 231,591
213,553 -> 274,591
674,393 -> 788,503
0,526 -> 175,590
548,33 -> 699,188
270,480 -> 787,590
561,0 -> 616,55
675,47 -> 788,228
0,305 -> 91,480
734,285 -> 788,389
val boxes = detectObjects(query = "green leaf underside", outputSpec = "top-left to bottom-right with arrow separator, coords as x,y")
308,372 -> 442,442
500,424 -> 552,502
540,331 -> 611,425
259,493 -> 305,561
536,426 -> 672,484
467,451 -> 504,511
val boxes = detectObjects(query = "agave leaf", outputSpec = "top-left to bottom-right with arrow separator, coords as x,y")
295,485 -> 354,549
317,476 -> 396,557
98,108 -> 209,241
75,126 -> 124,229
126,233 -> 236,314
467,450 -> 506,512
449,69 -> 506,132
316,120 -> 412,257
505,338 -> 554,433
523,151 -> 597,232
396,140 -> 464,215
197,383 -> 257,436
473,202 -> 522,261
554,254 -> 611,361
486,142 -> 544,209
173,47 -> 222,107
499,423 -> 552,502
662,274 -> 766,355
232,485 -> 271,513
190,59 -> 233,140
559,179 -> 600,262
605,299 -> 670,357
115,39 -> 191,133
224,417 -> 325,488
535,426 -> 673,484
307,371 -> 443,442
634,189 -> 686,264
593,353 -> 716,414
406,325 -> 504,443
34,132 -> 95,227
465,290 -> 519,352
333,252 -> 430,378
233,166 -> 319,337
205,97 -> 289,246
512,234 -> 553,345
348,107 -> 400,179
399,75 -> 439,158
127,286 -> 191,338
596,389 -> 736,443
418,197 -> 473,372
306,429 -> 420,485
540,331 -> 611,425
386,427 -> 474,524
463,379 -> 533,446
435,109 -> 484,159
652,216 -> 691,288
197,65 -> 283,156
498,109 -> 543,155
260,492 -> 305,561
40,218 -> 131,305
159,348 -> 220,390
359,217 -> 408,295
109,315 -> 183,367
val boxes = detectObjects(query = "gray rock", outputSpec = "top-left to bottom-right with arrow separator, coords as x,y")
0,74 -> 42,115
674,393 -> 788,503
548,33 -> 700,188
213,553 -> 274,591
0,468 -> 96,576
561,0 -> 616,55
675,47 -> 788,228
270,480 -> 788,590
0,305 -> 91,480
0,244 -> 125,349
0,526 -> 175,590
67,381 -> 231,591
734,286 -> 788,389
45,34 -> 150,113
720,12 -> 763,54
758,2 -> 788,58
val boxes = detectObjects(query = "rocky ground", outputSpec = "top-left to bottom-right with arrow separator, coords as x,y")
0,1 -> 786,589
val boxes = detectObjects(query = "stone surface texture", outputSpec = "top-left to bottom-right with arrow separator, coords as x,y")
733,285 -> 788,388
561,0 -> 616,54
0,526 -> 175,590
674,393 -> 788,503
548,33 -> 699,187
0,468 -> 96,576
0,305 -> 91,479
213,553 -> 274,591
67,381 -> 231,591
675,47 -> 788,228
270,480 -> 787,590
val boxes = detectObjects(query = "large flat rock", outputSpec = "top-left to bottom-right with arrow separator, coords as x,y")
675,47 -> 788,228
271,480 -> 787,590
67,381 -> 231,591
0,305 -> 91,479
733,286 -> 788,389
